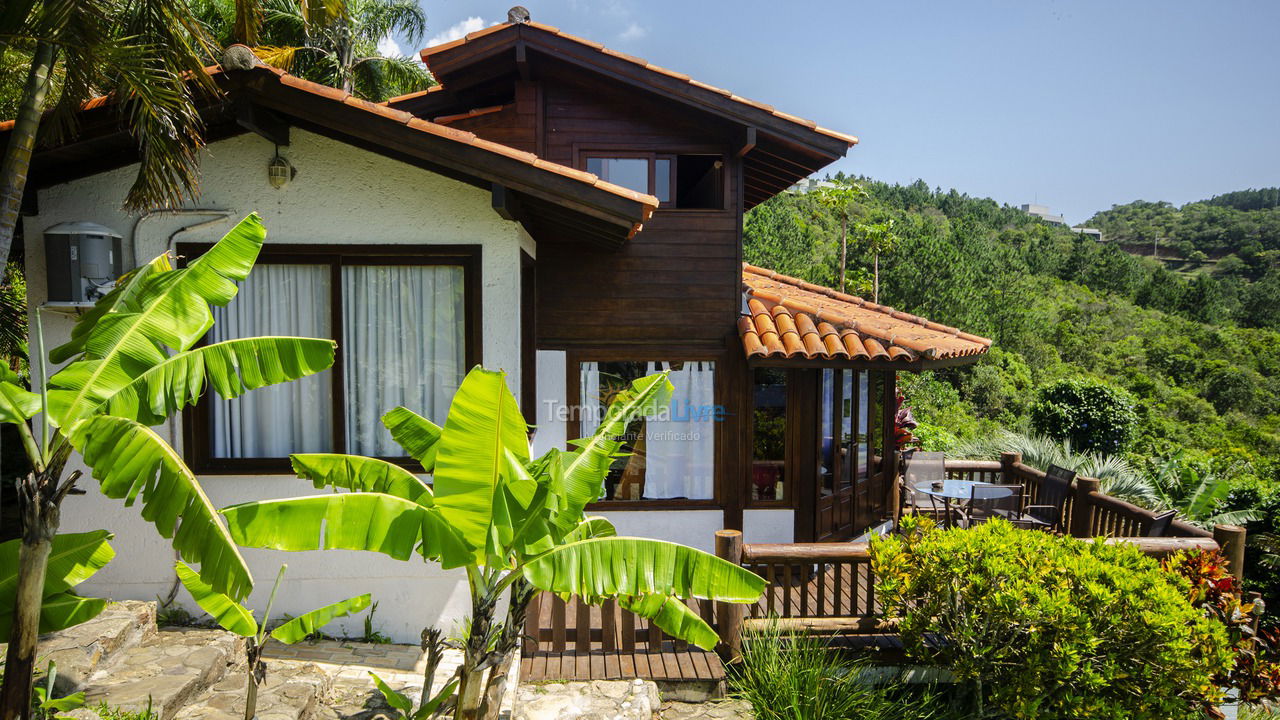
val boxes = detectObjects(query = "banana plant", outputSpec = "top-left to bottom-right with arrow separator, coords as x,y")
176,562 -> 370,720
222,366 -> 766,720
0,531 -> 114,640
0,213 -> 336,720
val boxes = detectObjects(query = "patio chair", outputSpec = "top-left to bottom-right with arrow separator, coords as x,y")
901,451 -> 946,520
957,483 -> 1022,528
1021,464 -> 1076,532
1143,510 -> 1177,537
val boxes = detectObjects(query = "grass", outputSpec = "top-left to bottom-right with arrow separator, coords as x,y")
93,699 -> 157,720
728,622 -> 950,720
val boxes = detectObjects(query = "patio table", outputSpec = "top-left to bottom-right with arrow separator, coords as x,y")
913,480 -> 1017,528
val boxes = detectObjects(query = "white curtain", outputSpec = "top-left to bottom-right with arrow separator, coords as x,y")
643,361 -> 715,499
579,361 -> 601,437
210,264 -> 334,458
343,265 -> 464,456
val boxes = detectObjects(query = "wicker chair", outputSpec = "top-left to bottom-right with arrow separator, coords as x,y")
901,451 -> 946,521
957,483 -> 1021,528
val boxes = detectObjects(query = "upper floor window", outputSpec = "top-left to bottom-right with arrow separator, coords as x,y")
181,244 -> 480,472
584,153 -> 723,210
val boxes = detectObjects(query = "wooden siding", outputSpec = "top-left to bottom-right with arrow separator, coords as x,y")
533,75 -> 743,347
440,82 -> 539,154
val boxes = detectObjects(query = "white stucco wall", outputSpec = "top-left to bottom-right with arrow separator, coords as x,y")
743,509 -> 794,544
24,129 -> 532,642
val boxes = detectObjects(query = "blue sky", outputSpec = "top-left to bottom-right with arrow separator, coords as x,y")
390,1 -> 1280,224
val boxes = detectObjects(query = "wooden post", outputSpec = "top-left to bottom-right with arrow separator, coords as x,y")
1070,477 -> 1100,538
999,452 -> 1022,485
1214,524 -> 1247,581
715,529 -> 745,663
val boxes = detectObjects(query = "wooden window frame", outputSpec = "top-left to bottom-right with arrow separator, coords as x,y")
566,349 -> 722,510
180,243 -> 483,475
746,367 -> 795,510
575,145 -> 729,212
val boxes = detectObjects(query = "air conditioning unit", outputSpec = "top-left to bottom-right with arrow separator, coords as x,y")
44,222 -> 122,303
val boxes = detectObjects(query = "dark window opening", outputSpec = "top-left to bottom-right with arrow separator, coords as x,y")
674,154 -> 722,209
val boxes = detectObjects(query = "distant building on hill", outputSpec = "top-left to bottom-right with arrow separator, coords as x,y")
788,178 -> 838,194
1074,226 -> 1104,242
1020,203 -> 1067,226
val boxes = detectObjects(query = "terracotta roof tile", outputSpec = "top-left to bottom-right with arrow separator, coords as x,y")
419,23 -> 857,147
433,104 -> 509,124
740,264 -> 991,365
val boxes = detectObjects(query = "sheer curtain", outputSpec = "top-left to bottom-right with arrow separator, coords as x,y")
579,362 -> 600,438
644,361 -> 715,499
343,265 -> 464,456
210,264 -> 334,458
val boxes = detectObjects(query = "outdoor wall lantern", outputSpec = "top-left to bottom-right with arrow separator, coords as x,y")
268,147 -> 296,189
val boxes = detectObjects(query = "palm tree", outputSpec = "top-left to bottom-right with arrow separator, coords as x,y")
195,0 -> 434,101
0,0 -> 225,267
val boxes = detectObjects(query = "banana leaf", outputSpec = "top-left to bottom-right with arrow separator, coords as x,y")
222,492 -> 471,568
0,531 -> 115,637
619,594 -> 719,651
174,561 -> 258,637
85,336 -> 335,426
67,416 -> 252,599
269,593 -> 371,644
522,536 -> 765,602
381,406 -> 443,471
0,364 -> 38,422
430,368 -> 529,552
47,214 -> 267,428
290,453 -> 433,506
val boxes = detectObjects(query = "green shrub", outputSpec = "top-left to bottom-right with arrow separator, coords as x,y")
729,621 -> 945,720
1030,377 -> 1138,454
871,518 -> 1232,719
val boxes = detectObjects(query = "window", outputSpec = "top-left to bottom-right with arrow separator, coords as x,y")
583,153 -> 723,209
575,360 -> 717,503
750,368 -> 787,502
185,245 -> 479,471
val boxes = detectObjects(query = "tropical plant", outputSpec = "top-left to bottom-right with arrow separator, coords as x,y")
0,531 -> 114,641
730,620 -> 945,720
1147,455 -> 1259,530
1029,378 -> 1139,455
854,216 -> 899,303
872,516 -> 1233,719
176,561 -> 370,720
1166,548 -> 1280,715
221,366 -> 766,720
0,214 -> 335,720
28,662 -> 85,720
194,0 -> 433,101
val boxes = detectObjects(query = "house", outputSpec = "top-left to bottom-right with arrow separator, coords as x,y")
1020,202 -> 1067,226
13,14 -> 990,642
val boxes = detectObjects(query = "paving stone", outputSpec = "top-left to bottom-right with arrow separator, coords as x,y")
0,601 -> 156,694
657,700 -> 754,720
513,679 -> 660,720
83,628 -> 244,720
175,662 -> 331,720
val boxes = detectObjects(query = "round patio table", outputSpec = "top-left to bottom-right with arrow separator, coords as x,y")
913,480 -> 1016,528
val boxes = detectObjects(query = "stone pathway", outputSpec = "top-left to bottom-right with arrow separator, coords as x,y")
513,680 -> 660,720
657,700 -> 754,720
83,628 -> 243,720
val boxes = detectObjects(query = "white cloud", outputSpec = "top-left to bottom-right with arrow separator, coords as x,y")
376,34 -> 403,58
618,22 -> 646,41
428,16 -> 489,48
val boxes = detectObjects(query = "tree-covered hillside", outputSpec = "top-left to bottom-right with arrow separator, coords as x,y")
744,178 -> 1280,482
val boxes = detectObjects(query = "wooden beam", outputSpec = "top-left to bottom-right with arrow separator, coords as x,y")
234,99 -> 290,146
737,126 -> 757,158
491,182 -> 522,221
515,40 -> 532,81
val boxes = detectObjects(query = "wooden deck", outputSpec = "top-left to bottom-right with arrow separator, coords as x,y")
519,593 -> 727,683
